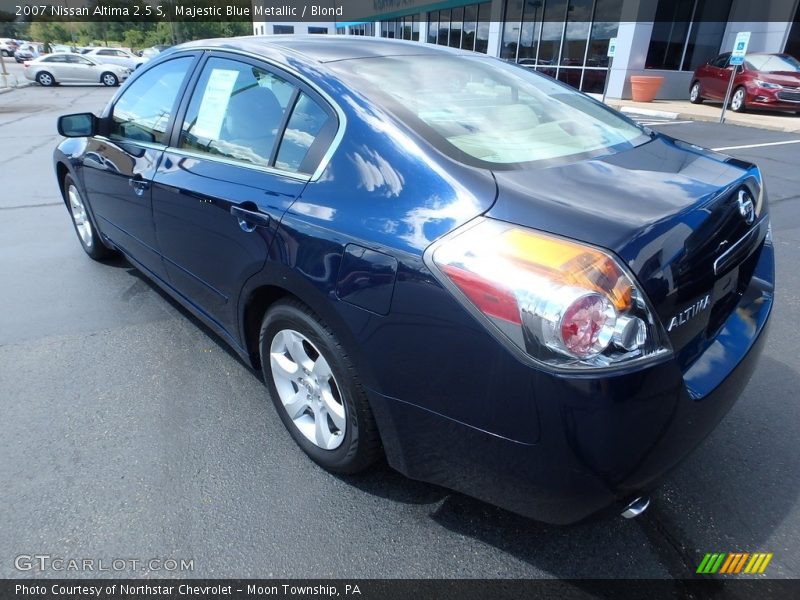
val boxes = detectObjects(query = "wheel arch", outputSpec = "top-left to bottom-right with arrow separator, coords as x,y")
238,268 -> 380,392
54,157 -> 115,252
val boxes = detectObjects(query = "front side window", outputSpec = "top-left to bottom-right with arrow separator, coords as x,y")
330,55 -> 647,168
180,57 -> 295,167
110,57 -> 193,144
710,54 -> 729,68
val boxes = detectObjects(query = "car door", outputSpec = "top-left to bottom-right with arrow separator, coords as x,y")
150,52 -> 337,334
702,54 -> 731,98
63,54 -> 97,82
81,54 -> 200,280
37,54 -> 68,79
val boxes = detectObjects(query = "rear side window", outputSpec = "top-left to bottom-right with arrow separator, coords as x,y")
180,57 -> 295,168
275,92 -> 330,173
66,55 -> 93,65
110,57 -> 193,144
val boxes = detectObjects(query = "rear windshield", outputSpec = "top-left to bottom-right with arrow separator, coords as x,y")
329,54 -> 648,169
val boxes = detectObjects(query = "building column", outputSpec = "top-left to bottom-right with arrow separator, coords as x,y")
605,0 -> 659,99
485,0 -> 505,57
418,12 -> 428,44
606,21 -> 653,99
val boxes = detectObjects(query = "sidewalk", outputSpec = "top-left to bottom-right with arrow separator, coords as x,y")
606,98 -> 800,134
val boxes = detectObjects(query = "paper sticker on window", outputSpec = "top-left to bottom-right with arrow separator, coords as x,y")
193,69 -> 239,140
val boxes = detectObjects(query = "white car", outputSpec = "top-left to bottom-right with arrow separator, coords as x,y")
81,47 -> 146,70
24,54 -> 131,87
0,38 -> 19,57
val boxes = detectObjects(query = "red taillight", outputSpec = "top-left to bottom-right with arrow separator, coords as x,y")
441,264 -> 522,325
430,218 -> 671,370
23,62 -> 30,68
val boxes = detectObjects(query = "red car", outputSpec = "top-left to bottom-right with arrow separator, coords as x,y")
690,52 -> 800,114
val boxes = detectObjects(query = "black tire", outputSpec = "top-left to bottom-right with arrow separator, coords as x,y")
36,71 -> 55,86
730,86 -> 747,113
689,81 -> 703,104
101,72 -> 118,87
62,174 -> 117,260
260,299 -> 382,474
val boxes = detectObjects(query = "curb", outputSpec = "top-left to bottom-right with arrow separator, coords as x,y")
0,81 -> 34,95
670,110 -> 800,134
618,106 -> 680,120
609,101 -> 800,134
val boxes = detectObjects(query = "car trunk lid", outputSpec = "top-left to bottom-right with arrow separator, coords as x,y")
487,135 -> 768,372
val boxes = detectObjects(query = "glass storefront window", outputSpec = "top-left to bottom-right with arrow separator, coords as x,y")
538,0 -> 568,66
428,13 -> 438,44
500,0 -> 524,60
463,5 -> 478,51
500,0 -> 622,91
476,4 -> 490,53
562,0 -> 593,67
646,0 -> 731,71
427,3 -> 490,54
450,7 -> 464,48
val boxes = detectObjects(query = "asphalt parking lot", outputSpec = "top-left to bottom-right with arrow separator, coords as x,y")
1,84 -> 799,580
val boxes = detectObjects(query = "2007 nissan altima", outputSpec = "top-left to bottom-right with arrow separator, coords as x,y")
54,37 -> 774,524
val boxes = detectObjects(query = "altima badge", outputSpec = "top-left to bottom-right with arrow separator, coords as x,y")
736,190 -> 755,225
668,294 -> 711,331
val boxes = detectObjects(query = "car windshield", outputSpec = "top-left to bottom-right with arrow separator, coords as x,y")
329,54 -> 648,169
746,54 -> 800,72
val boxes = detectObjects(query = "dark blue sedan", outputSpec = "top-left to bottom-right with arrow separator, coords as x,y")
54,36 -> 774,524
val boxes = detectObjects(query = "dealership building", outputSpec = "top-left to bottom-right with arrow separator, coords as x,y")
252,0 -> 800,100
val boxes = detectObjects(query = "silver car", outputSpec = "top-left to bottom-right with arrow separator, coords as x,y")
81,47 -> 146,70
24,54 -> 131,87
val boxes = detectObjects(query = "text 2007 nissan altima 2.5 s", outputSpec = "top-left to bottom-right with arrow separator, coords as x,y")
54,37 -> 774,524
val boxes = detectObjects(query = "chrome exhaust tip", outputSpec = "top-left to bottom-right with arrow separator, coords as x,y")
621,496 -> 651,519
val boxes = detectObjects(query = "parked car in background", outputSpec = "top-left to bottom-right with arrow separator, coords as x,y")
53,37 -> 773,525
0,38 -> 19,57
51,44 -> 80,54
81,47 -> 147,70
140,44 -> 172,59
690,52 -> 800,114
14,43 -> 43,63
25,53 -> 130,86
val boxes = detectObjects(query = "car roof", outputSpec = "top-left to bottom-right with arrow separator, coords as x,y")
178,35 -> 469,64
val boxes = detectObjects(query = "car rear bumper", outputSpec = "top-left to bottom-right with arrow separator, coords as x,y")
368,238 -> 774,524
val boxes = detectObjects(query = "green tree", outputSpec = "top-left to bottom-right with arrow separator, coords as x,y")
30,21 -> 72,44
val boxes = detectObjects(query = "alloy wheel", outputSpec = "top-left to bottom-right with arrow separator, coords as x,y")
269,329 -> 346,450
67,184 -> 93,248
731,89 -> 745,112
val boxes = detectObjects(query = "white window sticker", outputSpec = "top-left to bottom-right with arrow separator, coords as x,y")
193,69 -> 239,140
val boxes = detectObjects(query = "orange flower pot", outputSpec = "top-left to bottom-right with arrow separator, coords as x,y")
630,75 -> 664,102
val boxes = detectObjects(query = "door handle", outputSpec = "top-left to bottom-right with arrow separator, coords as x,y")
128,178 -> 150,196
230,205 -> 271,232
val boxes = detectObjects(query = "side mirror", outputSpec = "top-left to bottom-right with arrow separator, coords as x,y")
57,112 -> 98,137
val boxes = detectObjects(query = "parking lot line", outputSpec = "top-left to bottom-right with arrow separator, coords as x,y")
712,139 -> 800,151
